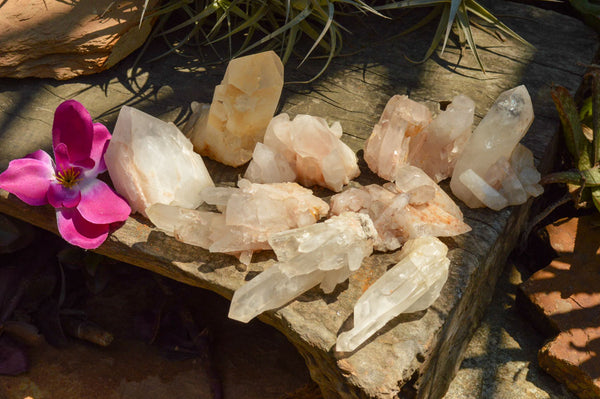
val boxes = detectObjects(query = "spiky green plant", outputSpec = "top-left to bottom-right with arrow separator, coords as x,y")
542,69 -> 600,212
137,0 -> 383,82
137,0 -> 530,79
374,0 -> 531,72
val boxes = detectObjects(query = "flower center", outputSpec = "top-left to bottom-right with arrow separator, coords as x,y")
55,167 -> 82,189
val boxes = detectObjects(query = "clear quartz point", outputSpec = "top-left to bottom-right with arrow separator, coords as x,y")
336,236 -> 450,353
105,106 -> 214,217
228,212 -> 378,323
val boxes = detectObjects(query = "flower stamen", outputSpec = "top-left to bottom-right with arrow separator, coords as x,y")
55,167 -> 82,189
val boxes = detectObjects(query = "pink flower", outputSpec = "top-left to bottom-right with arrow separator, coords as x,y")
0,100 -> 131,249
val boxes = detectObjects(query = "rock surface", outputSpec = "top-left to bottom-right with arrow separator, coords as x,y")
105,106 -> 214,217
0,0 -> 158,79
184,51 -> 284,167
518,215 -> 600,399
0,2 -> 595,398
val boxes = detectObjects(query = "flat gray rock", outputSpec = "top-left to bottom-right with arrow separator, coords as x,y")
0,2 -> 596,398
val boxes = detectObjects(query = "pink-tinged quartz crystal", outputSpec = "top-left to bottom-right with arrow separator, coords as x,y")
146,179 -> 329,265
330,165 -> 470,251
183,51 -> 284,167
244,113 -> 360,192
411,95 -> 475,182
363,95 -> 432,181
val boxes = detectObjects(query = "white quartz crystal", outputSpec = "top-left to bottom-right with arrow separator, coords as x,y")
364,95 -> 432,181
105,106 -> 214,217
411,95 -> 475,182
330,166 -> 470,251
183,51 -> 284,167
228,212 -> 378,323
243,142 -> 297,184
146,179 -> 329,264
450,85 -> 542,209
336,236 -> 450,352
245,113 -> 360,192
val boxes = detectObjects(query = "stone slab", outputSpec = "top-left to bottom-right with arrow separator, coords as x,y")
518,215 -> 600,399
0,2 -> 596,398
0,0 -> 159,80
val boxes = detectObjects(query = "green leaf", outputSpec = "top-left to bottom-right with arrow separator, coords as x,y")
539,170 -> 583,186
465,0 -> 532,47
581,166 -> 600,186
591,186 -> 600,213
161,2 -> 221,35
456,4 -> 485,73
235,3 -> 313,57
585,69 -> 600,165
441,0 -> 462,54
551,86 -> 588,163
299,0 -> 334,66
208,4 -> 270,45
580,96 -> 593,123
374,0 -> 451,11
405,5 -> 450,64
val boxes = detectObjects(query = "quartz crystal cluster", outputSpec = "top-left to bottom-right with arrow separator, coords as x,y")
183,51 -> 284,167
336,236 -> 450,352
104,106 -> 214,217
147,179 -> 329,264
364,94 -> 475,183
330,165 -> 470,251
244,113 -> 360,192
228,212 -> 378,323
411,95 -> 475,182
364,95 -> 433,181
450,85 -> 543,210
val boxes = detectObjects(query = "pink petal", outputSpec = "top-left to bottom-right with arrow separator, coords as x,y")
56,208 -> 108,249
48,182 -> 81,208
52,100 -> 94,166
77,179 -> 131,225
0,155 -> 53,206
26,149 -> 53,164
88,122 -> 111,176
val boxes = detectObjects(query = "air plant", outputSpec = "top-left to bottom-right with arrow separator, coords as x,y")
137,0 -> 383,82
137,0 -> 532,78
541,69 -> 600,213
374,0 -> 531,72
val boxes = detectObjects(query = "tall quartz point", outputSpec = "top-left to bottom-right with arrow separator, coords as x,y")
450,85 -> 543,210
244,113 -> 360,192
228,212 -> 378,323
105,106 -> 214,217
146,179 -> 329,264
411,95 -> 475,182
336,236 -> 450,352
363,95 -> 433,181
330,165 -> 470,251
183,51 -> 284,167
